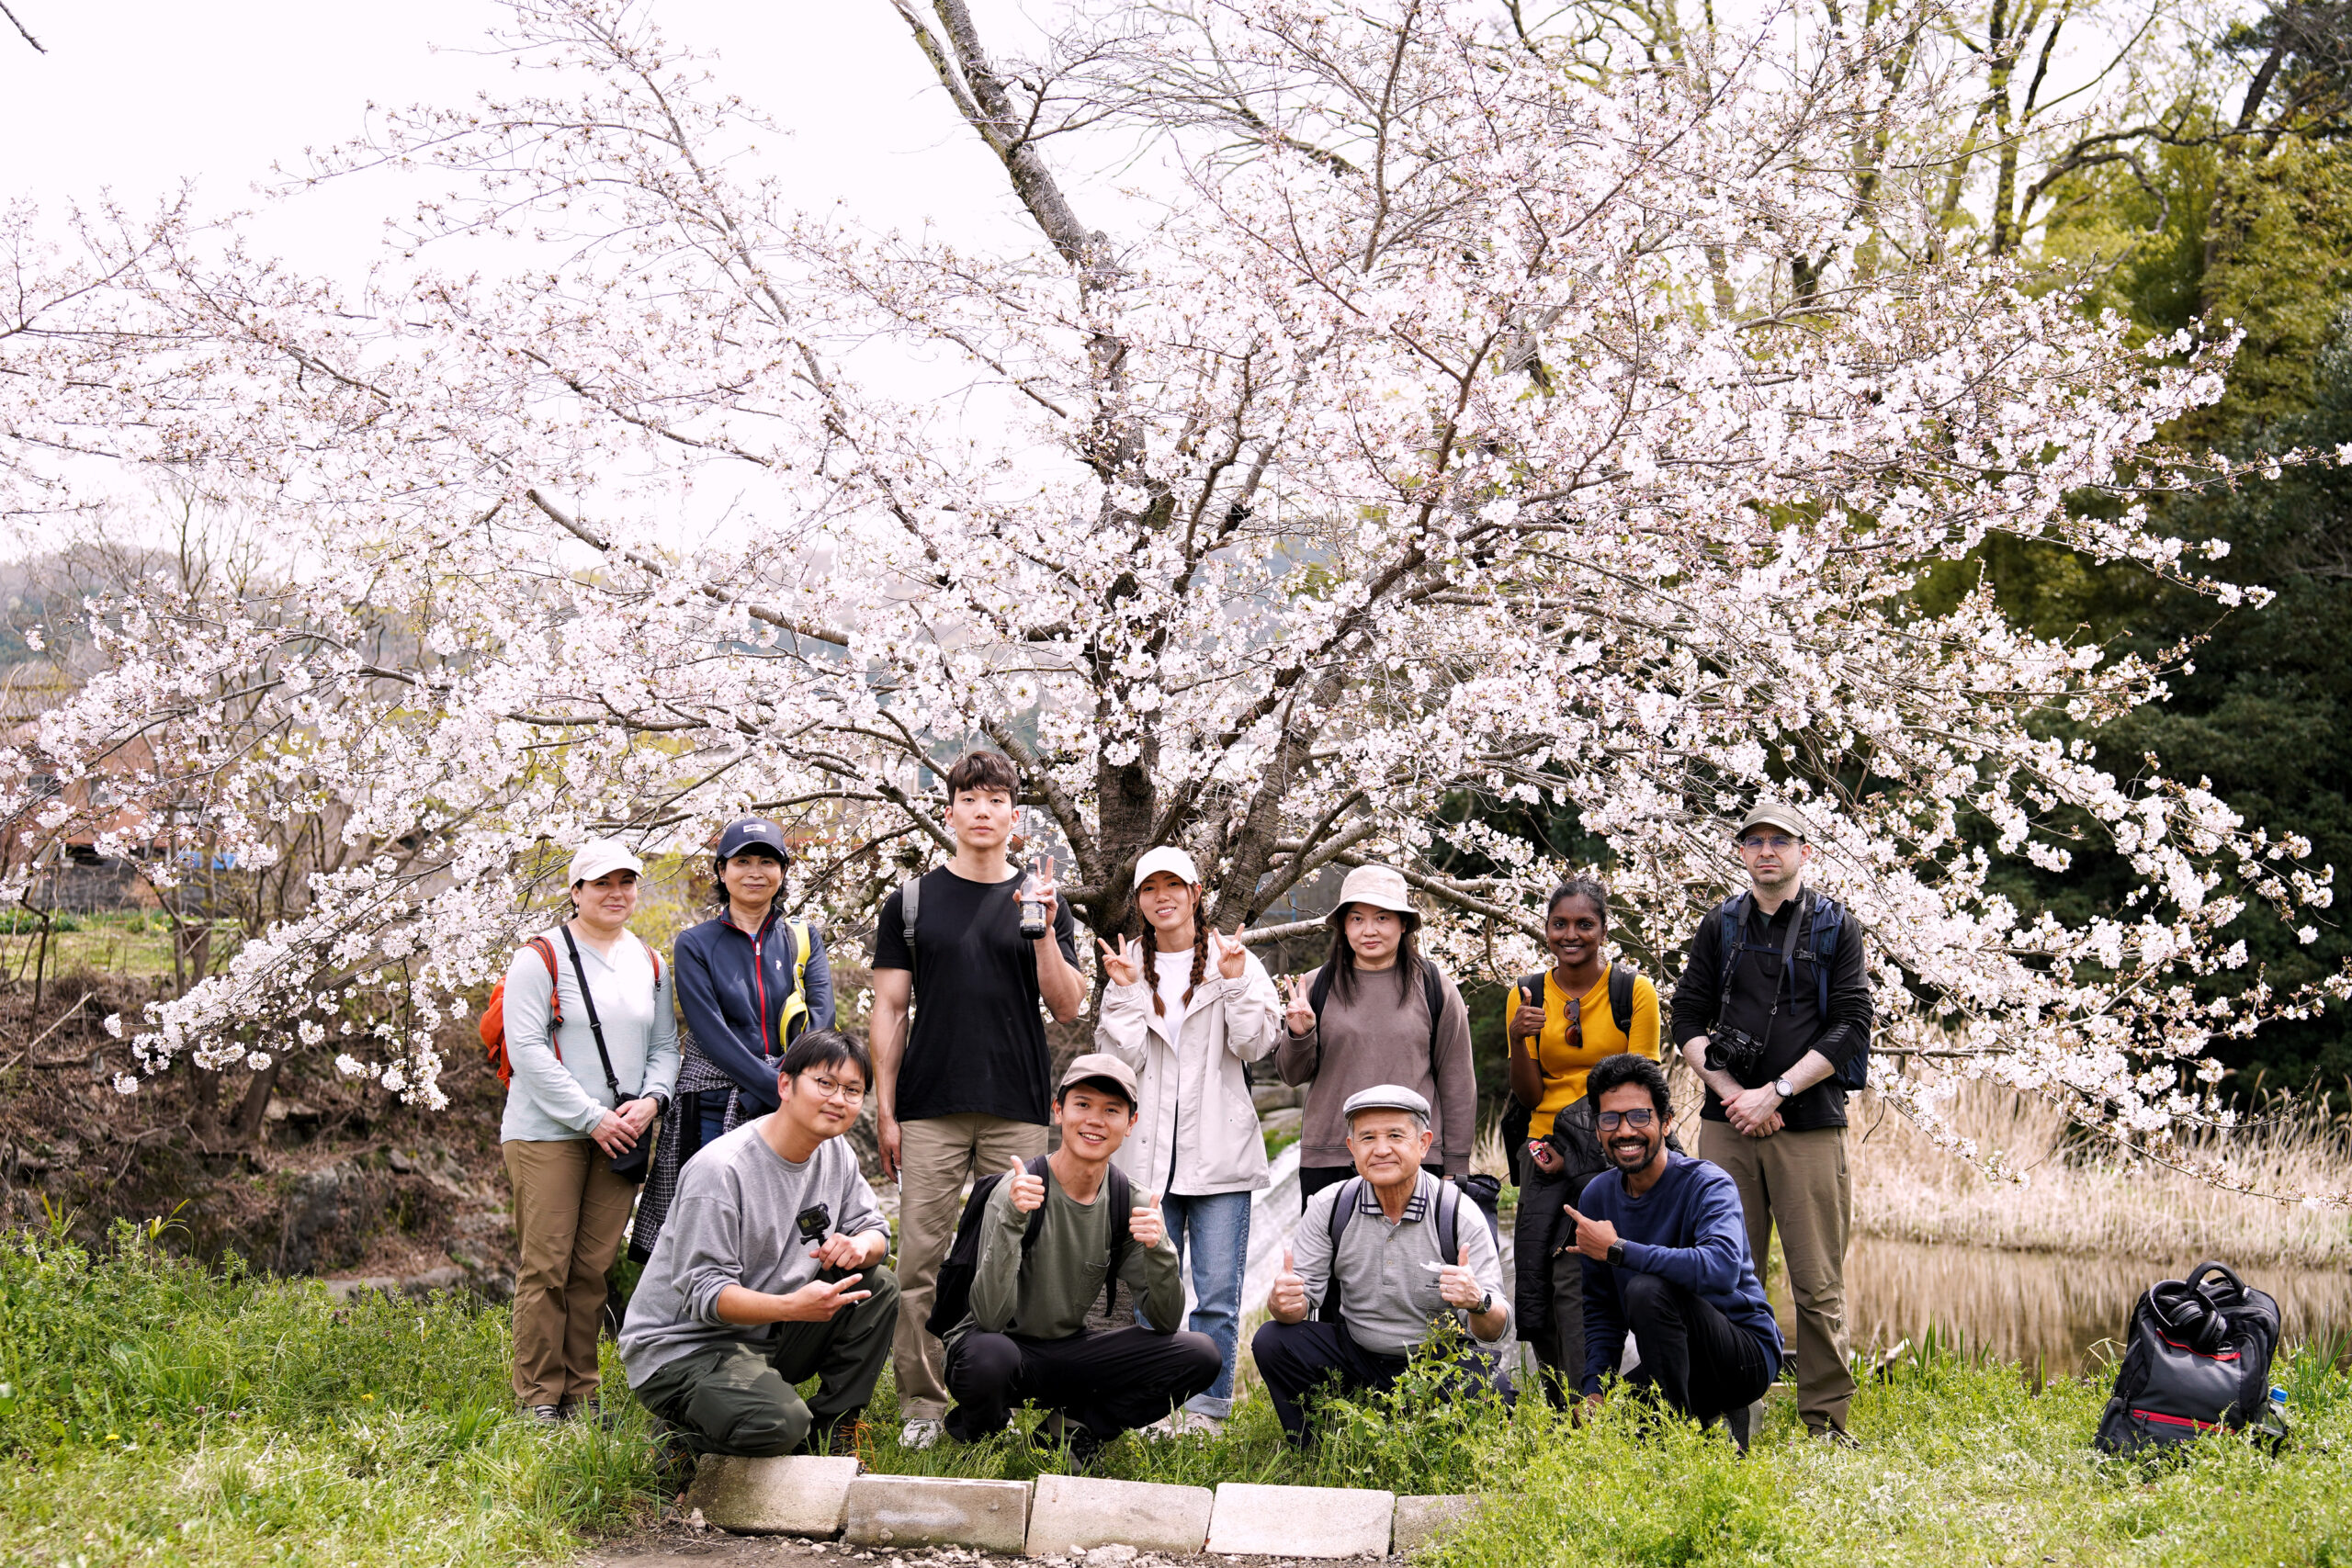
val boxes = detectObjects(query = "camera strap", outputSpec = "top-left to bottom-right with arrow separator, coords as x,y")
1714,892 -> 1808,1068
559,922 -> 630,1106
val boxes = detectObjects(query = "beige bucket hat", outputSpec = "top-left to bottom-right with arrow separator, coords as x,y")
1325,863 -> 1419,927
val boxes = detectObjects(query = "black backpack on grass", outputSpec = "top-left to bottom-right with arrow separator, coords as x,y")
923,1155 -> 1133,1337
2095,1261 -> 2286,1457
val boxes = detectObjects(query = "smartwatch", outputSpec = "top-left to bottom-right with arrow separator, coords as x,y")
1605,1241 -> 1625,1269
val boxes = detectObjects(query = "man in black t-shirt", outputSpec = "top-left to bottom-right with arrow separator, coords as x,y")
1669,799 -> 1872,1443
871,750 -> 1084,1450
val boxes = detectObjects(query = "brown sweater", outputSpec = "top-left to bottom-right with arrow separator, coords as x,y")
1273,961 -> 1477,1173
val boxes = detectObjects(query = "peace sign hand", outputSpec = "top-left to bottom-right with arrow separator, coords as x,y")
1097,934 -> 1143,987
1212,931 -> 1248,981
1282,975 -> 1317,1038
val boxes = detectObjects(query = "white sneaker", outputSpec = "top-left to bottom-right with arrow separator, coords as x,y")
899,1417 -> 944,1450
1146,1409 -> 1225,1438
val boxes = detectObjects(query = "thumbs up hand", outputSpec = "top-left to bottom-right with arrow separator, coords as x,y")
1270,1244 -> 1308,1322
1006,1158 -> 1046,1213
1131,1190 -> 1166,1248
1436,1242 -> 1485,1310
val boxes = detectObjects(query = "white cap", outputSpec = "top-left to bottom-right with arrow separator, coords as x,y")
1133,845 -> 1203,888
568,838 -> 644,886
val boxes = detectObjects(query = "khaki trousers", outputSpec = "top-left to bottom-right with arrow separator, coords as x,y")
891,1113 -> 1049,1422
1697,1121 -> 1857,1434
504,1138 -> 637,1408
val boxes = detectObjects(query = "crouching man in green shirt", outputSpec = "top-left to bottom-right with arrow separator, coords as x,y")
620,1029 -> 897,1456
939,1054 -> 1221,1467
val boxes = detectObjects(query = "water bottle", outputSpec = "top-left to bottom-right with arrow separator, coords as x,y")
1018,862 -> 1048,940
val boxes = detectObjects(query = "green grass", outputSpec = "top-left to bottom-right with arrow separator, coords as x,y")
0,1218 -> 665,1567
0,911 -> 191,979
3,1219 -> 2347,1567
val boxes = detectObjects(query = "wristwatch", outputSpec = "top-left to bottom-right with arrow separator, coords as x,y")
1773,1076 -> 1796,1100
1473,1290 -> 1494,1315
1605,1241 -> 1625,1269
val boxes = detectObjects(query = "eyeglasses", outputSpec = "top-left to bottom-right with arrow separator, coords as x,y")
1596,1108 -> 1657,1130
1738,834 -> 1797,851
803,1075 -> 865,1104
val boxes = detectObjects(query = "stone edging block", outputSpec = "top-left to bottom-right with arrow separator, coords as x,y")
681,1455 -> 860,1536
843,1473 -> 1033,1553
1392,1494 -> 1479,1555
1026,1473 -> 1214,1556
1204,1482 -> 1396,1558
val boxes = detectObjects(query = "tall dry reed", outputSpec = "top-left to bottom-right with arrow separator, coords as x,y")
1848,1077 -> 2352,1268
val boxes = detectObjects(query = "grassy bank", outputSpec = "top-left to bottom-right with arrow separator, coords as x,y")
2,1223 -> 2346,1567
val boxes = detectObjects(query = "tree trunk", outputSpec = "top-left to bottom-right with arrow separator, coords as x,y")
229,1057 -> 283,1143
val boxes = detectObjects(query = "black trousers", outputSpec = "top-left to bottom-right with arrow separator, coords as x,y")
1618,1271 -> 1773,1426
944,1325 -> 1221,1441
1250,1317 -> 1510,1445
1298,1162 -> 1445,1210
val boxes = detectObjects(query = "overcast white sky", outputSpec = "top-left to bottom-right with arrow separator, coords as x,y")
0,0 -> 1036,287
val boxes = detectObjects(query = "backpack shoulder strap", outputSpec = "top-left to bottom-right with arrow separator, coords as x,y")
1805,892 -> 1842,1013
1433,1174 -> 1460,1266
527,935 -> 563,1025
1421,959 -> 1447,1068
1306,964 -> 1333,1076
1607,963 -> 1635,1038
1713,893 -> 1749,1013
1103,1165 -> 1135,1314
900,876 -> 922,985
787,919 -> 812,985
1321,1177 -> 1362,1322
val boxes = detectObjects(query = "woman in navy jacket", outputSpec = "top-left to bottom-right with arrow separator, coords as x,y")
631,817 -> 837,1263
671,817 -> 834,1145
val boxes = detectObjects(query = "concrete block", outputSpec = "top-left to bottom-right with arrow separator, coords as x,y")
680,1455 -> 859,1536
1392,1495 -> 1479,1555
1205,1483 -> 1395,1558
1026,1473 -> 1214,1556
842,1473 -> 1032,1552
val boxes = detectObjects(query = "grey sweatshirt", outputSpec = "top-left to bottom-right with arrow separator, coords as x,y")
617,1120 -> 888,1385
1273,961 -> 1476,1173
950,1164 -> 1182,1344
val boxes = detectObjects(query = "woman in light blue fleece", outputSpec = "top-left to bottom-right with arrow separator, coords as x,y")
499,837 -> 681,1421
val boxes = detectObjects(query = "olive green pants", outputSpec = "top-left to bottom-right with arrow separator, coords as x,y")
632,1267 -> 899,1455
1697,1121 -> 1856,1434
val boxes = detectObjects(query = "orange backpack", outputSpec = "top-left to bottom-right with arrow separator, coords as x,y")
479,933 -> 668,1086
480,936 -> 561,1086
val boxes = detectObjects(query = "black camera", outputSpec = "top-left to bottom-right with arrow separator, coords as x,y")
795,1204 -> 832,1245
1704,1026 -> 1768,1080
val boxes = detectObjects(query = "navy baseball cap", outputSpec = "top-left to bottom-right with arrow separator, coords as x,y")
716,818 -> 791,863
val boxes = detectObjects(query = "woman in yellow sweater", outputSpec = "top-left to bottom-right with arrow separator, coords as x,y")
1506,877 -> 1662,1404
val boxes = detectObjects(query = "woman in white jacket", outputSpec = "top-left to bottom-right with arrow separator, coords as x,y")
1095,845 -> 1282,1431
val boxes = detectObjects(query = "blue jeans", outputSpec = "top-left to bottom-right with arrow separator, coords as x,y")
1151,1190 -> 1252,1417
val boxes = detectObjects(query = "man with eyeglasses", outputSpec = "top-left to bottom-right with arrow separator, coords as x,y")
1669,799 -> 1872,1443
619,1029 -> 899,1460
1563,1054 -> 1781,1451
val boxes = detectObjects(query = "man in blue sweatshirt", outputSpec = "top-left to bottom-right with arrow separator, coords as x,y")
1566,1054 -> 1783,1451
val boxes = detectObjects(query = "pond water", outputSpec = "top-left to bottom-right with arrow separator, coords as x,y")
1801,1236 -> 2352,1376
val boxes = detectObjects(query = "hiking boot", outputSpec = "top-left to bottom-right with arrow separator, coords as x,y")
527,1404 -> 565,1425
899,1417 -> 944,1451
1723,1403 -> 1753,1455
1810,1425 -> 1861,1450
1030,1413 -> 1106,1472
812,1416 -> 870,1460
648,1422 -> 700,1494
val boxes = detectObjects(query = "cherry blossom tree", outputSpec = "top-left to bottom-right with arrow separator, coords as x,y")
0,0 -> 2343,1198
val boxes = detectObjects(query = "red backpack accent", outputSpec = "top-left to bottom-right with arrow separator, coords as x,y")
480,936 -> 561,1086
478,934 -> 667,1086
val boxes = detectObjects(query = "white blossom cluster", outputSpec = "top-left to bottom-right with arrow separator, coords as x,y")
0,0 -> 2342,1201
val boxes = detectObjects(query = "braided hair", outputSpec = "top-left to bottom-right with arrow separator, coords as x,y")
1137,886 -> 1210,1016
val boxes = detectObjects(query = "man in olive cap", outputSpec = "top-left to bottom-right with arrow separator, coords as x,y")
1668,798 -> 1872,1443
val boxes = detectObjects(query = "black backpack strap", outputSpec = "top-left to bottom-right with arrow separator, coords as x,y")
1306,965 -> 1332,1077
1016,1154 -> 1053,1255
1421,959 -> 1447,1077
1321,1177 -> 1362,1322
1807,892 -> 1841,1014
1713,892 -> 1748,1021
1434,1174 -> 1459,1265
1607,963 -> 1635,1037
1104,1165 -> 1134,1315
